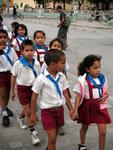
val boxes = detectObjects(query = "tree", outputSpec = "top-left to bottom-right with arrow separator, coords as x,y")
88,0 -> 113,10
78,0 -> 84,10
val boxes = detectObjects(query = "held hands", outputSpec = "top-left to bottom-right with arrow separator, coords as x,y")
30,112 -> 38,125
69,109 -> 79,121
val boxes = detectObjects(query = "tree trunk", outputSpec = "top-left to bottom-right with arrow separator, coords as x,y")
53,1 -> 56,9
62,0 -> 65,10
78,0 -> 84,10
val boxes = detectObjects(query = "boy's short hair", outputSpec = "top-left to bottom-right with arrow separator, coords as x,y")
44,49 -> 65,66
57,5 -> 62,10
21,39 -> 34,50
0,29 -> 8,37
33,30 -> 45,39
11,21 -> 19,28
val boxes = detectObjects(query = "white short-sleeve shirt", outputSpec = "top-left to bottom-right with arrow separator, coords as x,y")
11,59 -> 40,86
32,69 -> 69,109
73,78 -> 103,99
12,37 -> 26,51
0,46 -> 18,72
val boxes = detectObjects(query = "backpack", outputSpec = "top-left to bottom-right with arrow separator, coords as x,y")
63,15 -> 71,27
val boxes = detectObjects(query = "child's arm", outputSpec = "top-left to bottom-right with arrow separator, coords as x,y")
63,89 -> 73,112
70,92 -> 81,120
30,92 -> 39,125
10,75 -> 17,100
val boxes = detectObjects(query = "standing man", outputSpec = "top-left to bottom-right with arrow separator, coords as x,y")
57,5 -> 69,50
13,6 -> 17,20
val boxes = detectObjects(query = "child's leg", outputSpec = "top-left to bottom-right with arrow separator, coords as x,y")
23,103 -> 40,145
23,104 -> 34,128
0,86 -> 10,126
80,124 -> 88,144
0,87 -> 9,109
97,124 -> 106,150
47,129 -> 57,150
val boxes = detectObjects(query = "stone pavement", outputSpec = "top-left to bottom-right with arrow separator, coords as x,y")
0,16 -> 113,150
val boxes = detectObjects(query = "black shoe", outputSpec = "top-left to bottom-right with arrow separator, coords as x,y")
6,107 -> 13,117
78,144 -> 87,150
45,147 -> 48,150
2,116 -> 10,127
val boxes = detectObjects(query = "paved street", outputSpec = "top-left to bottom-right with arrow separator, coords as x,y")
0,17 -> 113,150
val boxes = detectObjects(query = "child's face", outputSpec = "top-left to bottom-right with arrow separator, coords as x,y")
21,45 -> 35,60
17,27 -> 26,37
54,56 -> 66,72
34,32 -> 45,46
0,33 -> 8,46
86,61 -> 101,78
51,41 -> 62,50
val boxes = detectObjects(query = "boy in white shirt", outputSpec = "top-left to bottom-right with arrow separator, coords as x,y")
0,29 -> 18,127
10,39 -> 40,145
31,49 -> 73,150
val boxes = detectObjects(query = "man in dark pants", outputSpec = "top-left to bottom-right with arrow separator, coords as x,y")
57,5 -> 69,50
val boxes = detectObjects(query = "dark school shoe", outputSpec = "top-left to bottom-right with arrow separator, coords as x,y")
58,126 -> 65,136
45,146 -> 48,150
78,144 -> 87,150
6,107 -> 13,117
2,116 -> 10,127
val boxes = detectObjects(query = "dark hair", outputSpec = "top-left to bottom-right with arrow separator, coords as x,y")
44,49 -> 65,66
11,21 -> 19,28
15,24 -> 28,37
57,5 -> 62,10
0,29 -> 8,37
33,30 -> 45,39
0,16 -> 3,22
78,55 -> 102,76
21,39 -> 34,50
49,38 -> 64,50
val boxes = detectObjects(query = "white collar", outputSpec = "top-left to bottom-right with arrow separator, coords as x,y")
43,69 -> 63,79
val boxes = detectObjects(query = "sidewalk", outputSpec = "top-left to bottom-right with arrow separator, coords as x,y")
72,20 -> 113,30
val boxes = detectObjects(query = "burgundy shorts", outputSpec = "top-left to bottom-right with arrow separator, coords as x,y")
0,71 -> 11,89
41,106 -> 64,131
17,85 -> 32,105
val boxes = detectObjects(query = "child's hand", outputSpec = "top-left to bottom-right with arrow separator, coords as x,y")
30,113 -> 38,125
57,24 -> 61,27
70,109 -> 79,121
99,92 -> 108,104
10,91 -> 15,101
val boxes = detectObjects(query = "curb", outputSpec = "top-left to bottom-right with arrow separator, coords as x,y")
72,23 -> 113,30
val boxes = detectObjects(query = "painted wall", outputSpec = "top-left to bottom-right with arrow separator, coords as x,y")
14,0 -> 35,8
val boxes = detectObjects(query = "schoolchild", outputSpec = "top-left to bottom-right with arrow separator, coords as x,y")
70,55 -> 111,150
0,29 -> 18,127
31,49 -> 73,150
10,39 -> 40,145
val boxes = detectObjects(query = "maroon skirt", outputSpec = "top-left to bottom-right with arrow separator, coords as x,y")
17,85 -> 32,105
78,99 -> 111,125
